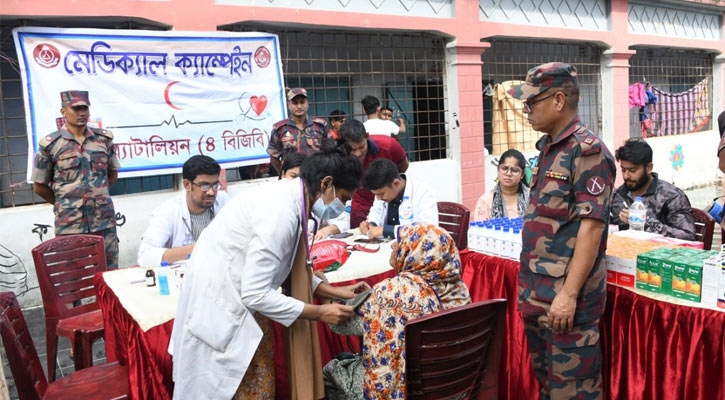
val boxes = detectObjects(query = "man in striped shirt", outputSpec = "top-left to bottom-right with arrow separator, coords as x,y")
138,155 -> 229,266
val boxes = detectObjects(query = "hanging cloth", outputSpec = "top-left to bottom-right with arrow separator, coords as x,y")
491,81 -> 542,154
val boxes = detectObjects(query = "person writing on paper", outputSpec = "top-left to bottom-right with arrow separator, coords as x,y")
358,159 -> 438,239
280,152 -> 350,240
473,149 -> 530,221
322,224 -> 471,399
138,155 -> 228,266
171,142 -> 369,400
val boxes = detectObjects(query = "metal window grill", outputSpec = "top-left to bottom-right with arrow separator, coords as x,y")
628,47 -> 713,138
481,39 -> 602,156
0,23 -> 175,208
222,25 -> 449,173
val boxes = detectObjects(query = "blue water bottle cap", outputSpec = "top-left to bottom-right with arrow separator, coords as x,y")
160,261 -> 169,267
635,196 -> 643,202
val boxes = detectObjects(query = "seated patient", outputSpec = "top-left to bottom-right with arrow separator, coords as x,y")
609,138 -> 695,240
137,155 -> 228,265
323,224 -> 471,400
474,148 -> 530,221
280,152 -> 350,240
359,159 -> 438,239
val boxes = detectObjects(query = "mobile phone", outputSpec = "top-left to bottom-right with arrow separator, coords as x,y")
346,289 -> 371,309
329,232 -> 353,239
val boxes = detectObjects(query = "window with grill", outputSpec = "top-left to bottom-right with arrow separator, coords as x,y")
628,47 -> 713,138
481,39 -> 602,155
221,25 -> 449,166
0,22 -> 174,208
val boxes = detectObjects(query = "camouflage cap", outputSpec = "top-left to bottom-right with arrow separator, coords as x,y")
287,87 -> 308,101
507,62 -> 578,101
60,90 -> 91,107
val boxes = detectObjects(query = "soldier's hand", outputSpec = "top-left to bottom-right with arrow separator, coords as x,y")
548,291 -> 577,333
619,209 -> 629,224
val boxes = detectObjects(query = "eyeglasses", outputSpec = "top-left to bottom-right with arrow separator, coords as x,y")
523,91 -> 567,113
192,181 -> 221,192
498,166 -> 523,175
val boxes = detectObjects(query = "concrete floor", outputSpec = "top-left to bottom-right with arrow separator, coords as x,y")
0,306 -> 108,399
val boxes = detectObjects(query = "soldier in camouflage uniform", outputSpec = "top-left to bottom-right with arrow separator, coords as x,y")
509,63 -> 616,400
32,91 -> 120,269
267,87 -> 329,173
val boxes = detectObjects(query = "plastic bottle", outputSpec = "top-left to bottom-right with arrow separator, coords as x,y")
475,222 -> 486,253
158,261 -> 170,296
493,225 -> 502,256
512,228 -> 522,260
628,197 -> 647,231
467,222 -> 478,252
399,196 -> 414,226
145,266 -> 156,287
502,226 -> 512,259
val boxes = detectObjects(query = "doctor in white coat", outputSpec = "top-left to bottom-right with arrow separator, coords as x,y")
359,158 -> 439,239
137,155 -> 228,266
170,143 -> 368,400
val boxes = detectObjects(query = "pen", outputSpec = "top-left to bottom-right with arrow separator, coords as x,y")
130,279 -> 145,284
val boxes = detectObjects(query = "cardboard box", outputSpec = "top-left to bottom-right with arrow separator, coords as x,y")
636,253 -> 651,290
617,257 -> 636,288
658,255 -> 674,296
701,255 -> 721,308
718,263 -> 725,309
605,257 -> 618,284
671,257 -> 691,300
685,260 -> 703,303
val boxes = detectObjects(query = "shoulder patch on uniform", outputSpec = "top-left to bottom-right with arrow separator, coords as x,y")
312,117 -> 328,126
578,132 -> 601,157
273,119 -> 288,130
586,176 -> 607,196
93,128 -> 113,139
38,131 -> 61,148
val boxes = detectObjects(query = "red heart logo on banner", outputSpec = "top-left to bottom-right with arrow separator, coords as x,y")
249,95 -> 267,115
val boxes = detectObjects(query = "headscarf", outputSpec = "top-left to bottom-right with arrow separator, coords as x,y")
361,224 -> 471,399
490,182 -> 529,219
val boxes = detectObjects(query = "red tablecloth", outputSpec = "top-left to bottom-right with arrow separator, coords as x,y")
94,272 -> 174,400
95,268 -> 397,400
459,250 -> 725,400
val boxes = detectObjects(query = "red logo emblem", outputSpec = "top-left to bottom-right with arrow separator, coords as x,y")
254,46 -> 271,68
33,44 -> 61,68
586,176 -> 606,196
249,95 -> 268,115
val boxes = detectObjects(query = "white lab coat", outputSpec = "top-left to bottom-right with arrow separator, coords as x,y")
367,176 -> 439,236
137,191 -> 229,266
170,179 -> 322,400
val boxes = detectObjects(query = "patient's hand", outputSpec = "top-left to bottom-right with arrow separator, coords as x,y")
359,220 -> 370,234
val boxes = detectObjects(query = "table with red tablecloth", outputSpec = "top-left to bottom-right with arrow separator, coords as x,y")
459,250 -> 725,400
93,233 -> 396,400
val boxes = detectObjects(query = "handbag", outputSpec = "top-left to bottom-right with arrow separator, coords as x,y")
310,240 -> 350,272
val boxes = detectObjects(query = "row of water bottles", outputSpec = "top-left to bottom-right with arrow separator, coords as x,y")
468,217 -> 523,260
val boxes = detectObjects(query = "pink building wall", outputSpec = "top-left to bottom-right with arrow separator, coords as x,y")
3,0 -> 725,210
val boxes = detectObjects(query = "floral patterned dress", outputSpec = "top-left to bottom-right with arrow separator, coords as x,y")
360,224 -> 472,399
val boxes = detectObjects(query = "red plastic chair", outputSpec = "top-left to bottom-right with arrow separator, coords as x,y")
405,299 -> 507,400
0,291 -> 129,400
31,234 -> 107,382
692,208 -> 715,250
437,201 -> 471,250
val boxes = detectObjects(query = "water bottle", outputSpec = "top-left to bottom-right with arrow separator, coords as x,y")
158,261 -> 170,296
628,197 -> 647,232
512,228 -> 522,260
484,224 -> 494,254
493,225 -> 502,256
475,222 -> 486,253
467,222 -> 478,251
502,227 -> 512,259
399,196 -> 414,226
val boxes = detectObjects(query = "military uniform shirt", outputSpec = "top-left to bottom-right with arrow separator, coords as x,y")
267,116 -> 329,159
32,125 -> 121,235
520,116 -> 615,319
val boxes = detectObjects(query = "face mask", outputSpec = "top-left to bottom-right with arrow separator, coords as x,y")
312,185 -> 345,220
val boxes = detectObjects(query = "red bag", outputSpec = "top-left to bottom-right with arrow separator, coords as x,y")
310,240 -> 349,271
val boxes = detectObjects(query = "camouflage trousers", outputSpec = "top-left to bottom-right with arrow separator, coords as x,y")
57,226 -> 118,269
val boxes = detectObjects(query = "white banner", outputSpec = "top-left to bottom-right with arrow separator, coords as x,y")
13,27 -> 286,178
